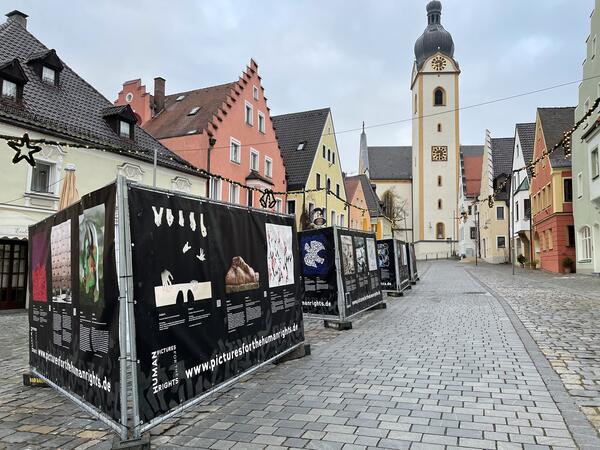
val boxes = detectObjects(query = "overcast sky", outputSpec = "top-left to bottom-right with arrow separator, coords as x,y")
6,0 -> 594,174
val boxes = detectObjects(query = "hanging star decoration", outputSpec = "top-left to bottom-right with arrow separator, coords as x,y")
9,133 -> 43,167
259,189 -> 277,209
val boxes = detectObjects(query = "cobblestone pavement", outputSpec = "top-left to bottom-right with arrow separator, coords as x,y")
468,262 -> 600,437
2,260 -> 598,449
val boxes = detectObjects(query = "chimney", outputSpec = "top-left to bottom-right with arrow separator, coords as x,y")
154,77 -> 165,113
6,10 -> 28,28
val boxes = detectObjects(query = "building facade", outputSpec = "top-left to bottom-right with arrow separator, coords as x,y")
116,60 -> 286,211
457,146 -> 484,258
573,0 -> 600,274
271,108 -> 347,229
0,11 -> 206,310
344,175 -> 371,231
530,107 -> 576,273
510,123 -> 535,265
478,131 -> 514,264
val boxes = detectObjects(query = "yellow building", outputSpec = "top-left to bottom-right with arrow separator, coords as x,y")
478,130 -> 514,264
272,108 -> 347,229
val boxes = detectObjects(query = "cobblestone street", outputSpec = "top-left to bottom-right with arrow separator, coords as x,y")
3,261 -> 600,449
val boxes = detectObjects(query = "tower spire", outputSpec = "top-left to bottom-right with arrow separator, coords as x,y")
359,122 -> 369,176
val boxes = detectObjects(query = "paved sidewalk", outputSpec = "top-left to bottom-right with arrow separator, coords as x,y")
1,261 -> 597,449
468,261 -> 600,437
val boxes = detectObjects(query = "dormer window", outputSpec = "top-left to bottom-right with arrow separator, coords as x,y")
42,66 -> 55,84
120,120 -> 131,139
188,106 -> 200,116
1,79 -> 17,100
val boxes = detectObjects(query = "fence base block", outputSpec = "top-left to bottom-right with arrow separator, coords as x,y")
324,320 -> 352,330
387,291 -> 403,297
369,302 -> 387,310
112,435 -> 150,450
274,344 -> 311,365
23,372 -> 48,387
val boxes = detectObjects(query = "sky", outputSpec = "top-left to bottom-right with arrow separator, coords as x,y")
6,0 -> 594,174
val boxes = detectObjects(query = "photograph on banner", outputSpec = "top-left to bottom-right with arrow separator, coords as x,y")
299,228 -> 339,317
31,230 -> 49,303
79,204 -> 105,307
50,220 -> 72,303
354,236 -> 367,273
377,240 -> 396,290
128,186 -> 304,424
366,238 -> 378,272
340,235 -> 355,275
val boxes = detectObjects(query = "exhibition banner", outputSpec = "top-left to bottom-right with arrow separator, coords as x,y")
127,186 -> 305,423
338,229 -> 382,317
28,184 -> 121,422
377,239 -> 397,291
299,228 -> 338,316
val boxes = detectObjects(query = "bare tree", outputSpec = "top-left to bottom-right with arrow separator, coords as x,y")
381,190 -> 410,231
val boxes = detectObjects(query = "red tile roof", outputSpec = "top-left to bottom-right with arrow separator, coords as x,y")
464,155 -> 483,197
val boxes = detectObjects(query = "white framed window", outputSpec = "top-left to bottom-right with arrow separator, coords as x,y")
308,202 -> 315,217
229,183 -> 240,204
275,198 -> 282,213
30,161 -> 54,193
331,210 -> 337,226
592,147 -> 599,179
253,85 -> 259,100
327,148 -> 331,162
339,214 -> 345,227
1,79 -> 17,99
250,148 -> 259,171
258,111 -> 265,133
287,199 -> 296,215
578,172 -> 583,198
316,173 -> 321,189
265,156 -> 273,178
496,236 -> 506,249
230,138 -> 241,164
119,120 -> 131,138
580,226 -> 593,261
209,178 -> 221,200
496,206 -> 505,220
245,101 -> 253,126
42,66 -> 56,84
332,152 -> 335,164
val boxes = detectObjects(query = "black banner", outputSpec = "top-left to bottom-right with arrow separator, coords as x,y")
378,239 -> 410,292
29,184 -> 120,421
407,243 -> 419,282
299,228 -> 338,316
338,229 -> 382,317
128,186 -> 304,423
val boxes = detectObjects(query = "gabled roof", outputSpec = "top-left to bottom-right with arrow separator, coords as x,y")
143,82 -> 237,139
515,123 -> 535,165
272,108 -> 330,191
491,137 -> 515,178
538,107 -> 575,169
463,154 -> 483,198
355,174 -> 384,218
0,18 -> 200,176
460,145 -> 484,157
515,176 -> 530,194
367,146 -> 412,180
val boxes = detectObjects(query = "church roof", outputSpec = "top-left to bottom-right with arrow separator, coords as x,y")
271,107 -> 330,190
414,1 -> 455,70
538,107 -> 575,169
367,146 -> 412,180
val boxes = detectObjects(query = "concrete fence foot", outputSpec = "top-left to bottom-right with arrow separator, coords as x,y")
324,320 -> 352,330
274,344 -> 311,365
112,435 -> 150,450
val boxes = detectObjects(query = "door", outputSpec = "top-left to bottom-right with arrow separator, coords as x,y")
0,240 -> 28,309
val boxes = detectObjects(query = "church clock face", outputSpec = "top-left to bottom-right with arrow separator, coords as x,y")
431,146 -> 448,161
431,56 -> 447,71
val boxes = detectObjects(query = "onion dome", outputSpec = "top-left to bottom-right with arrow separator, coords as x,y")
414,1 -> 455,70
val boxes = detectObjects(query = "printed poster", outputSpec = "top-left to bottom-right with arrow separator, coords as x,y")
366,238 -> 378,272
266,223 -> 294,288
340,235 -> 355,275
51,220 -> 72,303
31,231 -> 49,303
79,205 -> 105,307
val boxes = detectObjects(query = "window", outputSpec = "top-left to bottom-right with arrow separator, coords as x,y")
253,85 -> 259,100
336,184 -> 340,197
436,223 -> 445,239
316,173 -> 321,189
176,95 -> 186,101
209,178 -> 221,200
31,162 -> 52,193
119,120 -> 131,139
322,145 -> 326,158
258,112 -> 265,133
247,189 -> 253,207
275,198 -> 282,213
340,214 -> 345,226
496,206 -> 505,220
563,178 -> 573,202
437,123 -> 442,132
250,149 -> 259,171
516,144 -> 520,157
0,241 -> 27,309
331,210 -> 337,226
414,94 -> 418,114
592,148 -> 599,179
308,202 -> 315,218
468,205 -> 472,215
297,142 -> 305,151
42,66 -> 56,84
515,200 -> 519,220
437,199 -> 442,209
437,175 -> 442,187
287,199 -> 296,215
434,88 -> 445,106
524,199 -> 531,219
497,236 -> 506,249
567,225 -> 575,247
230,139 -> 241,163
326,178 -> 331,192
229,184 -> 240,204
1,79 -> 16,99
580,226 -> 593,260
265,157 -> 273,178
470,227 -> 477,240
245,102 -> 253,125
547,230 -> 553,250
332,152 -> 335,164
578,172 -> 583,198
327,149 -> 331,162
188,106 -> 200,116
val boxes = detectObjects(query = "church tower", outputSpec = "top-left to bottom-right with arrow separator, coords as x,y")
411,0 -> 460,258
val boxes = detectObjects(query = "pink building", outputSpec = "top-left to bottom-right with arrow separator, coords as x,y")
115,60 -> 287,210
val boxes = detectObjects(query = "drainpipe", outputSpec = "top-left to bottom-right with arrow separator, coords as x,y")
206,137 -> 217,197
